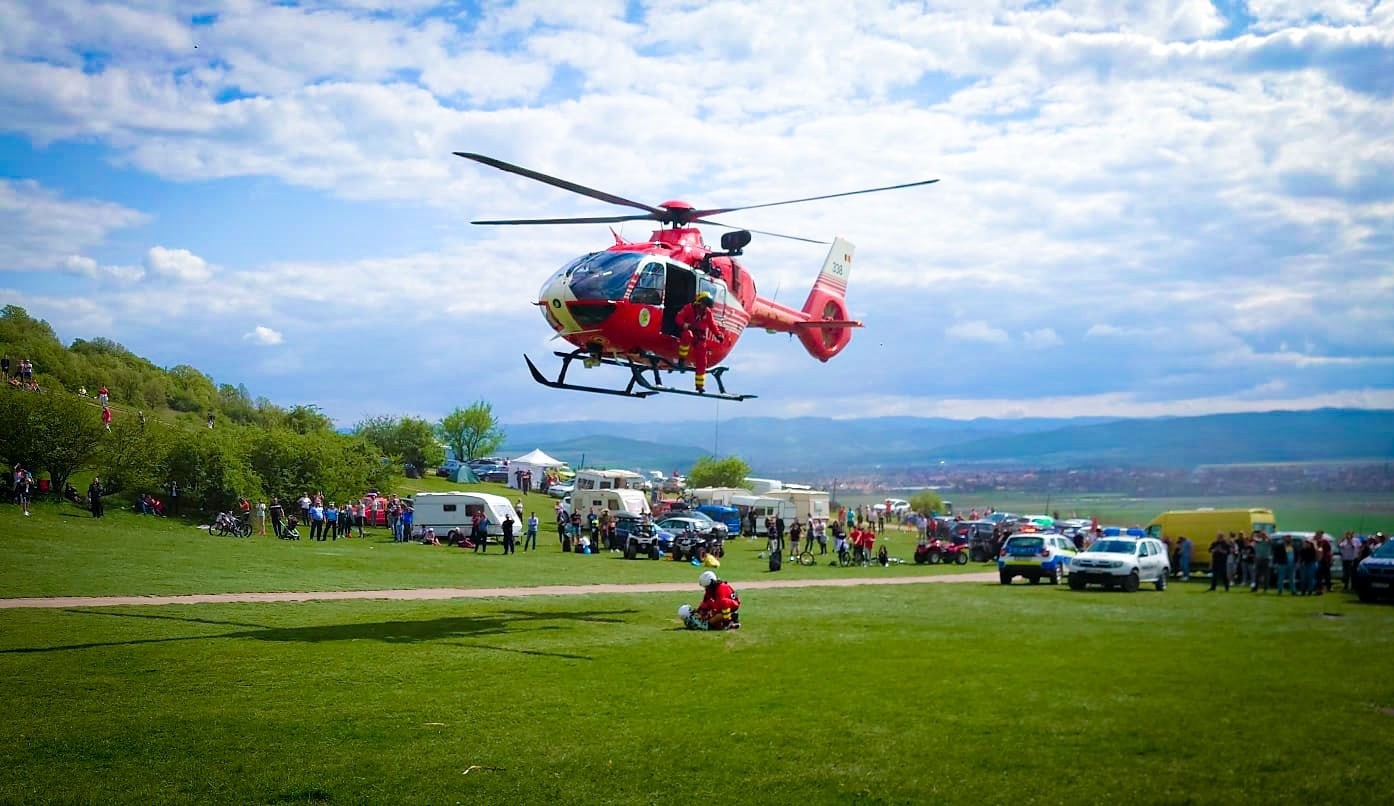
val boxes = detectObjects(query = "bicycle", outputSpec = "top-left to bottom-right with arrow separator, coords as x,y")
797,543 -> 818,566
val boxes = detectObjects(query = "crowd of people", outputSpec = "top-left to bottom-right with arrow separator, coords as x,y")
1195,530 -> 1387,595
2,355 -> 40,391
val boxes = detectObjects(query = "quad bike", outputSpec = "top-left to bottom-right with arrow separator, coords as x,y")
672,531 -> 723,561
913,536 -> 970,565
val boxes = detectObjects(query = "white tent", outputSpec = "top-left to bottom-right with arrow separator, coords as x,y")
509,448 -> 565,490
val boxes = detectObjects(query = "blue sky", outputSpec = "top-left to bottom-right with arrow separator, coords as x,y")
2,0 -> 1392,426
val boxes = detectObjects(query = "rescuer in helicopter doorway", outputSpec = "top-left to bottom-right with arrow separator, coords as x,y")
675,291 -> 725,393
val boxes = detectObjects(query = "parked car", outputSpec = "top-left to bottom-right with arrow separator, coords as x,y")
656,514 -> 727,539
548,481 -> 575,498
1069,537 -> 1170,592
998,532 -> 1078,585
1352,539 -> 1394,602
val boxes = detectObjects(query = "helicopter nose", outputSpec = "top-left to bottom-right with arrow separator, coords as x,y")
539,273 -> 578,334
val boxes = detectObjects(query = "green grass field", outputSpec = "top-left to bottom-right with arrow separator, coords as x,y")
4,490 -> 1394,804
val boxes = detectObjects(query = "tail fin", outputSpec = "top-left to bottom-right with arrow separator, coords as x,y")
797,237 -> 857,362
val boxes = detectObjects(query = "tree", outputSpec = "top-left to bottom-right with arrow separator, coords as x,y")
0,392 -> 106,494
437,402 -> 504,461
686,455 -> 752,489
910,490 -> 944,516
353,415 -> 399,456
394,417 -> 444,470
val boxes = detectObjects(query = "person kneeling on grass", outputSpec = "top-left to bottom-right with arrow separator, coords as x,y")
679,571 -> 741,631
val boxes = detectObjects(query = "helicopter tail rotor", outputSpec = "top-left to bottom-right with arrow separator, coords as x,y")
797,237 -> 859,362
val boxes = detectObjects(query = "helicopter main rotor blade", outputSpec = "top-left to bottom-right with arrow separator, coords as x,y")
691,178 -> 940,218
473,214 -> 660,226
696,218 -> 829,245
454,152 -> 666,216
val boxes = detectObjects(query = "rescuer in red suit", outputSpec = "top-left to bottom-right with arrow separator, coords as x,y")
675,291 -> 725,393
679,570 -> 741,630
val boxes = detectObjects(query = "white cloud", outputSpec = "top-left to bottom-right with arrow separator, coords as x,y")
0,179 -> 148,271
1,1 -> 1391,424
61,254 -> 145,283
946,320 -> 1010,344
242,325 -> 283,346
1022,327 -> 1063,349
144,246 -> 213,282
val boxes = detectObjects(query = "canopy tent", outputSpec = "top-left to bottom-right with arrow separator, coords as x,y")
452,464 -> 480,484
509,449 -> 565,490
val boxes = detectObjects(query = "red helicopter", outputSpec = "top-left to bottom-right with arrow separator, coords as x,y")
456,152 -> 937,401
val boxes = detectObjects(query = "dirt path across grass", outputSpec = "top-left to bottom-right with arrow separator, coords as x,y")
0,572 -> 1000,609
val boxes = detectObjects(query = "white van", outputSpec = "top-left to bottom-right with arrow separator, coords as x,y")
410,491 -> 517,537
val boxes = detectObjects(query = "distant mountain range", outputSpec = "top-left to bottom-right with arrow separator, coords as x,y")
500,409 -> 1394,474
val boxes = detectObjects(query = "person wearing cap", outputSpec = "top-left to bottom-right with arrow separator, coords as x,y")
674,290 -> 725,393
680,570 -> 740,630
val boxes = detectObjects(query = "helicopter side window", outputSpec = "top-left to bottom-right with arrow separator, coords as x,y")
630,262 -> 664,305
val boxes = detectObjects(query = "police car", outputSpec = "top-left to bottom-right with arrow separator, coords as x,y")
998,532 -> 1078,585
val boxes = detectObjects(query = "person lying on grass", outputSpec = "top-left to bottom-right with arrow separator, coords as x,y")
679,571 -> 740,631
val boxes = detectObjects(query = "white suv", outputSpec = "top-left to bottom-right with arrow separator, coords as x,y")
1069,537 -> 1170,592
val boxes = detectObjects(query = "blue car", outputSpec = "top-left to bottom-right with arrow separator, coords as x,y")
1354,539 -> 1394,602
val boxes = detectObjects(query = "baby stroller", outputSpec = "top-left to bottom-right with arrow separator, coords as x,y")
280,515 -> 301,540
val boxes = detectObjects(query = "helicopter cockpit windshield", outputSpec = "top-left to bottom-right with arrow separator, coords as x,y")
565,251 -> 644,301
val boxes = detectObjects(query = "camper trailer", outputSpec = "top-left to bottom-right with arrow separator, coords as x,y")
687,487 -> 748,507
566,469 -> 650,518
744,477 -> 783,495
730,494 -> 796,535
766,488 -> 831,524
410,491 -> 516,538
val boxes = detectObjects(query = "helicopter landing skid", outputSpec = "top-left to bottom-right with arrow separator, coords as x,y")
628,353 -> 756,402
523,351 -> 756,402
524,353 -> 656,398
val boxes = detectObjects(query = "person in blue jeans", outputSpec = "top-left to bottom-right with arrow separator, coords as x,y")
525,513 -> 538,551
1297,537 -> 1319,595
1177,536 -> 1192,581
1272,535 -> 1294,595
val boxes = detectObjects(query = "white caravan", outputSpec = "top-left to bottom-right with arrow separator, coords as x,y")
567,468 -> 650,518
410,491 -> 517,537
766,488 -> 831,524
730,494 -> 796,535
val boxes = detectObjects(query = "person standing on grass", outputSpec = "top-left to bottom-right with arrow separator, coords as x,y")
1297,536 -> 1319,596
256,500 -> 268,535
1208,533 -> 1231,591
15,467 -> 32,517
309,500 -> 324,540
270,497 -> 284,538
525,512 -> 538,551
1273,535 -> 1295,595
1252,531 -> 1272,592
400,505 -> 414,542
1316,531 -> 1334,593
88,476 -> 105,518
325,502 -> 339,541
1177,535 -> 1192,581
502,514 -> 516,554
789,519 -> 802,558
1339,532 -> 1359,591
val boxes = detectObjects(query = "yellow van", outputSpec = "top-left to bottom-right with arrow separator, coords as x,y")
1145,508 -> 1277,568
